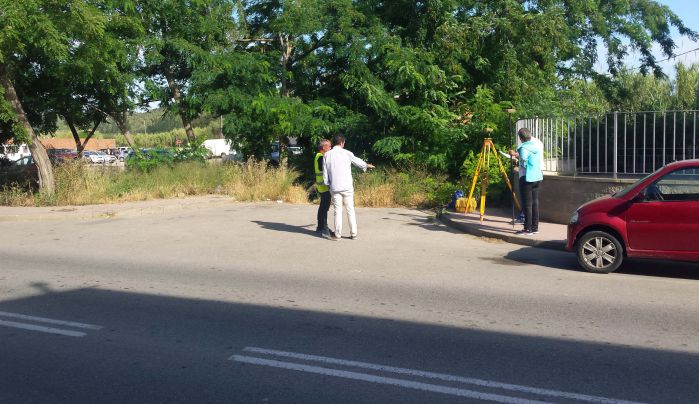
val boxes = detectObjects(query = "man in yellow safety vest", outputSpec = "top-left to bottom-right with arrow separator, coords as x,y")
314,139 -> 332,237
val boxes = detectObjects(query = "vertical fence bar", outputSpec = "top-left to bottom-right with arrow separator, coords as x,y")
558,116 -> 562,170
694,112 -> 697,159
623,114 -> 627,174
588,116 -> 592,173
613,112 -> 618,178
597,116 -> 600,173
653,113 -> 656,171
672,111 -> 676,162
643,114 -> 647,173
548,118 -> 552,171
567,117 -> 571,171
662,112 -> 666,166
574,117 -> 578,175
633,114 -> 637,174
604,114 -> 608,174
682,111 -> 686,160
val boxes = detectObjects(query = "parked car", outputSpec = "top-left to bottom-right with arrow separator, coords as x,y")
222,150 -> 243,163
47,148 -> 78,163
567,159 -> 699,273
0,143 -> 31,161
82,151 -> 105,164
96,150 -> 117,164
0,155 -> 38,187
116,148 -> 131,161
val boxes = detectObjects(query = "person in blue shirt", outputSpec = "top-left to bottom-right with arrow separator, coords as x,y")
511,128 -> 543,235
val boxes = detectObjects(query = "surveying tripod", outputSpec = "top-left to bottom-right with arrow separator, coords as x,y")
466,138 -> 521,222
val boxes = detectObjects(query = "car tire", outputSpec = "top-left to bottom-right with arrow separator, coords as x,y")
576,231 -> 624,273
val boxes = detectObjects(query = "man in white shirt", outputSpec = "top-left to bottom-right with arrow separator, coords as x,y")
323,134 -> 375,240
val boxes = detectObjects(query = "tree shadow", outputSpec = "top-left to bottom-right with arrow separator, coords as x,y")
379,210 -> 461,233
0,284 -> 696,403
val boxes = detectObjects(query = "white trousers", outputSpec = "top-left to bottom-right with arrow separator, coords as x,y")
331,190 -> 357,237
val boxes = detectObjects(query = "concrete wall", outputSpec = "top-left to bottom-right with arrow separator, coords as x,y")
538,174 -> 636,224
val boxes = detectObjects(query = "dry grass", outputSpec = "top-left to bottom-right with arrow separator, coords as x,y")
0,161 -> 451,208
0,159 -> 308,207
353,169 -> 447,208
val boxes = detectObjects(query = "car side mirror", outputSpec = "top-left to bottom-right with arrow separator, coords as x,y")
631,192 -> 645,203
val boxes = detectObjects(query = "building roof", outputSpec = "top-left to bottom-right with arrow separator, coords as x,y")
40,138 -> 116,150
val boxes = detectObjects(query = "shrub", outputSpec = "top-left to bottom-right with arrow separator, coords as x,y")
126,148 -> 175,173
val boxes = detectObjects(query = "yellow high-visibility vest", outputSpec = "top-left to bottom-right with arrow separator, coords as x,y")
314,152 -> 329,193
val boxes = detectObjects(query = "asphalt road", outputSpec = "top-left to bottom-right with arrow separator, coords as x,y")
0,203 -> 697,403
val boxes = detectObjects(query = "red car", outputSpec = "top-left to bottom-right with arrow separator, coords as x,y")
567,159 -> 699,273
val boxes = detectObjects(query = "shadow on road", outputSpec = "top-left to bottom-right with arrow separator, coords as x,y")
380,210 -> 461,234
251,220 -> 318,236
0,283 -> 697,403
503,246 -> 699,280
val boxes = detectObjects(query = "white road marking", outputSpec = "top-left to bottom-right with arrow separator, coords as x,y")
237,347 -> 646,404
0,319 -> 86,337
0,311 -> 103,330
232,355 -> 550,404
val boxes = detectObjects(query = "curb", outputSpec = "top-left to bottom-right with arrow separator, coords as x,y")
437,212 -> 566,251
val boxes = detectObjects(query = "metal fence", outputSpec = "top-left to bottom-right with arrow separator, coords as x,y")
516,111 -> 699,177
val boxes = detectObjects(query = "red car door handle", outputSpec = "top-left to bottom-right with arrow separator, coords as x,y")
629,220 -> 650,223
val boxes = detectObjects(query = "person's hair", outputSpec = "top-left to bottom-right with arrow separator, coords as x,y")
517,128 -> 532,141
316,139 -> 330,151
332,133 -> 346,146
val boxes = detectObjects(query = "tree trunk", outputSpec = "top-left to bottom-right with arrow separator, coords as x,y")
279,33 -> 293,98
164,73 -> 196,143
65,118 -> 85,154
113,113 -> 138,152
0,62 -> 55,193
278,34 -> 293,169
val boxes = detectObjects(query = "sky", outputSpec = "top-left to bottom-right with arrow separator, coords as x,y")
596,0 -> 699,77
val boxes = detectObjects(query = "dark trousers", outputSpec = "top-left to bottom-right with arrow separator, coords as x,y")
316,190 -> 331,232
520,177 -> 541,232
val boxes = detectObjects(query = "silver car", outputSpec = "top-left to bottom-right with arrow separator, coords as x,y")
82,151 -> 105,164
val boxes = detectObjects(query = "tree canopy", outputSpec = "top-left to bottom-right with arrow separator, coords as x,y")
1,0 -> 698,192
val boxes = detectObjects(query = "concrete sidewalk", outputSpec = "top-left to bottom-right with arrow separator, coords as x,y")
438,208 -> 567,251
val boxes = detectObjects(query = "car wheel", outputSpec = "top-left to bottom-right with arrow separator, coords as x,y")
576,231 -> 624,273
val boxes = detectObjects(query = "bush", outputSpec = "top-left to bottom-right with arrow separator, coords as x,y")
126,148 -> 175,172
353,168 -> 454,208
174,143 -> 209,163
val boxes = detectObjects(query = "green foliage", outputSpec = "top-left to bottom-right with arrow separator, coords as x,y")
3,0 -> 699,197
173,143 -> 209,163
126,148 -> 175,173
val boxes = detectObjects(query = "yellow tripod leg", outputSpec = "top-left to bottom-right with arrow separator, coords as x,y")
466,143 -> 486,209
479,142 -> 490,222
491,145 -> 521,211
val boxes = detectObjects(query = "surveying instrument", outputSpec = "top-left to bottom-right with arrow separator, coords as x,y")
465,136 -> 521,222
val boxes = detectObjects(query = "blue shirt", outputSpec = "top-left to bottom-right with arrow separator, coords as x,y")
517,140 -> 543,182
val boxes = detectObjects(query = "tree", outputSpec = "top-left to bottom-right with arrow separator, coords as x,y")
138,0 -> 237,143
673,63 -> 699,110
0,0 -> 107,193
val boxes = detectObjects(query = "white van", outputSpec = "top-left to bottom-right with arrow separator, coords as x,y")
202,139 -> 232,158
1,143 -> 31,161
